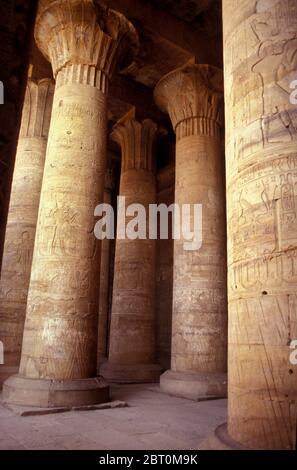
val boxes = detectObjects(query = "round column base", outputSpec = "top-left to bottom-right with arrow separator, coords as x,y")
0,366 -> 19,389
100,362 -> 162,383
198,423 -> 250,450
2,374 -> 110,408
160,370 -> 227,400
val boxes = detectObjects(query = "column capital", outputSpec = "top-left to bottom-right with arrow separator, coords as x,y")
20,78 -> 55,138
35,0 -> 139,92
154,64 -> 223,138
111,116 -> 158,173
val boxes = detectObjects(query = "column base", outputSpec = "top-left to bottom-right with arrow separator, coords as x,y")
2,374 -> 110,408
160,370 -> 227,400
0,366 -> 19,389
100,362 -> 162,383
198,423 -> 250,450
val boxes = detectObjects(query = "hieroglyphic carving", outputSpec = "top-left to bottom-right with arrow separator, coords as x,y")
154,64 -> 222,139
223,0 -> 297,450
36,0 -> 139,91
13,0 -> 139,386
225,0 -> 297,180
100,116 -> 161,383
19,83 -> 108,380
0,79 -> 54,384
154,64 -> 227,397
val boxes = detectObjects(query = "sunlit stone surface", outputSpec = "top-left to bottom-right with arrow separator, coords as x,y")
154,63 -> 227,400
101,114 -> 162,383
221,0 -> 297,450
2,0 -> 138,408
0,78 -> 54,387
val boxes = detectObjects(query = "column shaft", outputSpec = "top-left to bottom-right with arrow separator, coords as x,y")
19,77 -> 107,380
173,127 -> 226,375
223,0 -> 297,449
0,78 -> 54,386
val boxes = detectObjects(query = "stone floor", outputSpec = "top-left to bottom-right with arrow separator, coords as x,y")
0,384 -> 227,450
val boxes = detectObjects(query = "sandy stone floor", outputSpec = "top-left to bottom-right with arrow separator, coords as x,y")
0,384 -> 227,450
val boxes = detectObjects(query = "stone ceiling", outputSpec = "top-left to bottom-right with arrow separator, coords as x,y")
150,0 -> 213,23
105,0 -> 222,88
102,0 -> 222,122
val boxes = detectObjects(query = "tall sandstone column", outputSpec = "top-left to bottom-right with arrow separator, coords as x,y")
219,0 -> 297,450
101,116 -> 162,383
0,78 -> 54,387
154,64 -> 227,400
3,0 -> 138,407
97,166 -> 115,369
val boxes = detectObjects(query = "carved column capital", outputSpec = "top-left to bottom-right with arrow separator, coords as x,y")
20,78 -> 55,138
111,117 -> 158,173
154,64 -> 223,139
35,0 -> 139,93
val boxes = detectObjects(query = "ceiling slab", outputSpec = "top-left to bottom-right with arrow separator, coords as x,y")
150,0 -> 213,23
121,25 -> 194,88
101,0 -> 220,65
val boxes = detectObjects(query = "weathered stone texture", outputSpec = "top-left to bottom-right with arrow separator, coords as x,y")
3,0 -> 138,407
0,78 -> 54,386
20,82 -> 107,380
0,0 -> 37,265
154,64 -> 227,399
223,0 -> 297,450
101,116 -> 161,383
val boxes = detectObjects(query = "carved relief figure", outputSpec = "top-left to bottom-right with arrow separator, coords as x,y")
251,8 -> 297,144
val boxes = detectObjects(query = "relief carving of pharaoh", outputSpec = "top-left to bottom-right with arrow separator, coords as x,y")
251,8 -> 297,144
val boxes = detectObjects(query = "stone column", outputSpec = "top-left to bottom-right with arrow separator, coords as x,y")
3,0 -> 138,408
97,166 -> 115,370
211,0 -> 297,450
0,78 -> 54,387
101,116 -> 162,383
154,64 -> 227,400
